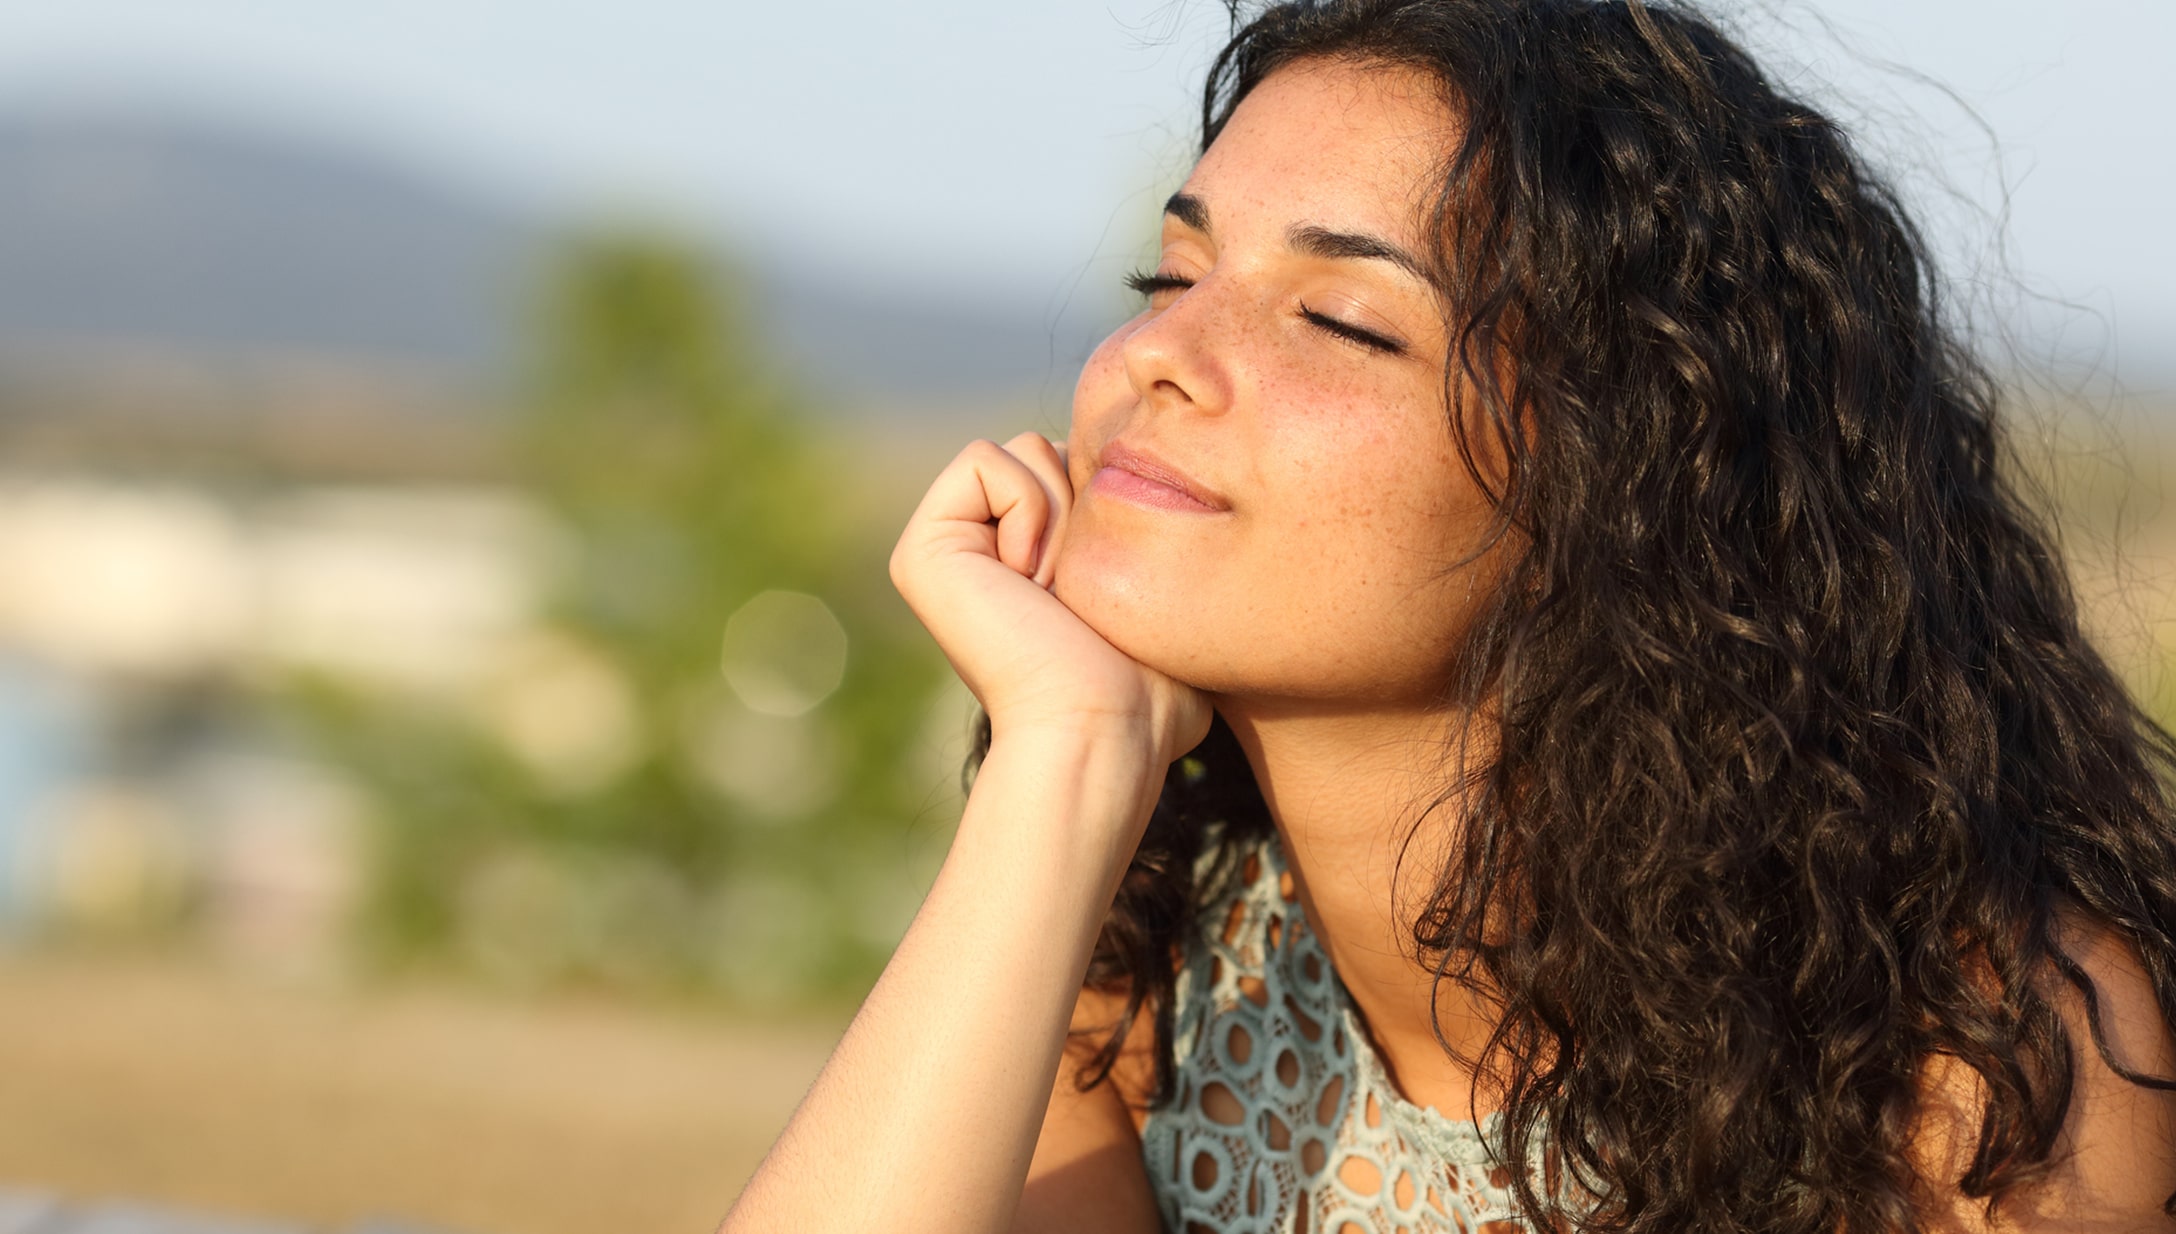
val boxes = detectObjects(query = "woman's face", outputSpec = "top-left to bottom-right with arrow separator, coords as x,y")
1054,59 -> 1508,707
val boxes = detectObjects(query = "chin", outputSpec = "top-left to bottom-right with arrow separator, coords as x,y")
1051,541 -> 1244,693
1052,535 -> 1475,707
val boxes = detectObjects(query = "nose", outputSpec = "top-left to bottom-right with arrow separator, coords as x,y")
1118,275 -> 1237,417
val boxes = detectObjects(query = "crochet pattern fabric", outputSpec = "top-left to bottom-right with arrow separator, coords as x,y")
1140,831 -> 1534,1233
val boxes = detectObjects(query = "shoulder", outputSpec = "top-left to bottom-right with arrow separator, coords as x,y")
1911,912 -> 2176,1232
1014,982 -> 1166,1234
1062,982 -> 1165,1135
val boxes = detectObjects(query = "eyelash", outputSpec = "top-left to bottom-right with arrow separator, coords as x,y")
1122,268 -> 1406,357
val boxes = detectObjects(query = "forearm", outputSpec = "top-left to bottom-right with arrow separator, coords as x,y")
719,726 -> 1163,1234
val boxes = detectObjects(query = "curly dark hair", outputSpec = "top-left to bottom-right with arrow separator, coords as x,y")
967,1 -> 2176,1229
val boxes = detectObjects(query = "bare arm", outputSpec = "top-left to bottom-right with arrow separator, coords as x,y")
721,730 -> 1164,1234
719,433 -> 1206,1234
1913,917 -> 2176,1232
1011,987 -> 1165,1234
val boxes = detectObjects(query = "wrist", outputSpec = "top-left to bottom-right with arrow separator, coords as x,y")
989,710 -> 1158,761
988,679 -> 1203,769
963,722 -> 1169,887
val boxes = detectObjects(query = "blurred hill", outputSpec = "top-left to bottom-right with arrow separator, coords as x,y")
0,110 -> 1111,474
0,114 -> 533,368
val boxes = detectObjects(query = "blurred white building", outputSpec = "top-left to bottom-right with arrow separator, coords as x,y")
0,471 -> 560,974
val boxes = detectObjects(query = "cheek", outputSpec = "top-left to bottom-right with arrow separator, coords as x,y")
1052,411 -> 1495,701
1067,324 -> 1135,462
1225,375 -> 1500,692
1259,427 -> 1473,619
1257,372 -> 1471,562
1055,311 -> 1500,699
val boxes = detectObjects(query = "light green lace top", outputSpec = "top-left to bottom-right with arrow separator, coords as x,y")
1139,830 -> 1536,1233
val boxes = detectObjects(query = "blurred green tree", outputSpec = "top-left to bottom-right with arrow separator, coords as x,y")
292,230 -> 956,1005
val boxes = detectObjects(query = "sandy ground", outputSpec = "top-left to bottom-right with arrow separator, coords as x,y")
0,950 -> 846,1234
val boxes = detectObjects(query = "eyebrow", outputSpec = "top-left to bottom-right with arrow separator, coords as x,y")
1164,191 -> 1212,234
1162,191 -> 1431,286
1286,223 -> 1432,284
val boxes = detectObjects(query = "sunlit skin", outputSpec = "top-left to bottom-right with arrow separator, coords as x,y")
1055,63 -> 1490,704
1040,57 -> 2176,1213
1052,59 -> 1515,1121
726,55 -> 2176,1234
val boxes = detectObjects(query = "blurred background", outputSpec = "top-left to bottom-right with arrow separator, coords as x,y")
0,2 -> 2170,1232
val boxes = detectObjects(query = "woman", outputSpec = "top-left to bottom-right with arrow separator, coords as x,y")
721,1 -> 2176,1231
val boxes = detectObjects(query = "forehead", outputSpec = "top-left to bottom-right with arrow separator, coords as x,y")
1185,60 -> 1457,243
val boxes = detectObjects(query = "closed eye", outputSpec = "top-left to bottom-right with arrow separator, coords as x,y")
1125,270 -> 1406,357
1124,269 -> 1193,297
1298,301 -> 1405,355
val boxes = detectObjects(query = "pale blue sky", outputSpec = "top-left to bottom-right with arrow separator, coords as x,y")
0,0 -> 2167,370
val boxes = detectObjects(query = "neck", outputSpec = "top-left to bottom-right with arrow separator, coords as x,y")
1213,695 -> 1500,1120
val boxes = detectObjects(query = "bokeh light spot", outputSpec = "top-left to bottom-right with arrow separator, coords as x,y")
720,590 -> 847,717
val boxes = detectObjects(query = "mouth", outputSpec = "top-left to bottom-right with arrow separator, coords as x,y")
1091,441 -> 1230,514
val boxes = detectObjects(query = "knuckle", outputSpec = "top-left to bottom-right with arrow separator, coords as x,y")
940,442 -> 990,477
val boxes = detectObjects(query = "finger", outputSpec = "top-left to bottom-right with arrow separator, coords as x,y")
1002,431 -> 1069,497
985,437 -> 1057,577
1001,433 -> 1070,583
909,439 -> 1050,577
906,439 -> 1037,527
1049,438 -> 1072,499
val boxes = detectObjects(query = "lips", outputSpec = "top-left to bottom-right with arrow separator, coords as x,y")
1094,441 -> 1230,513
